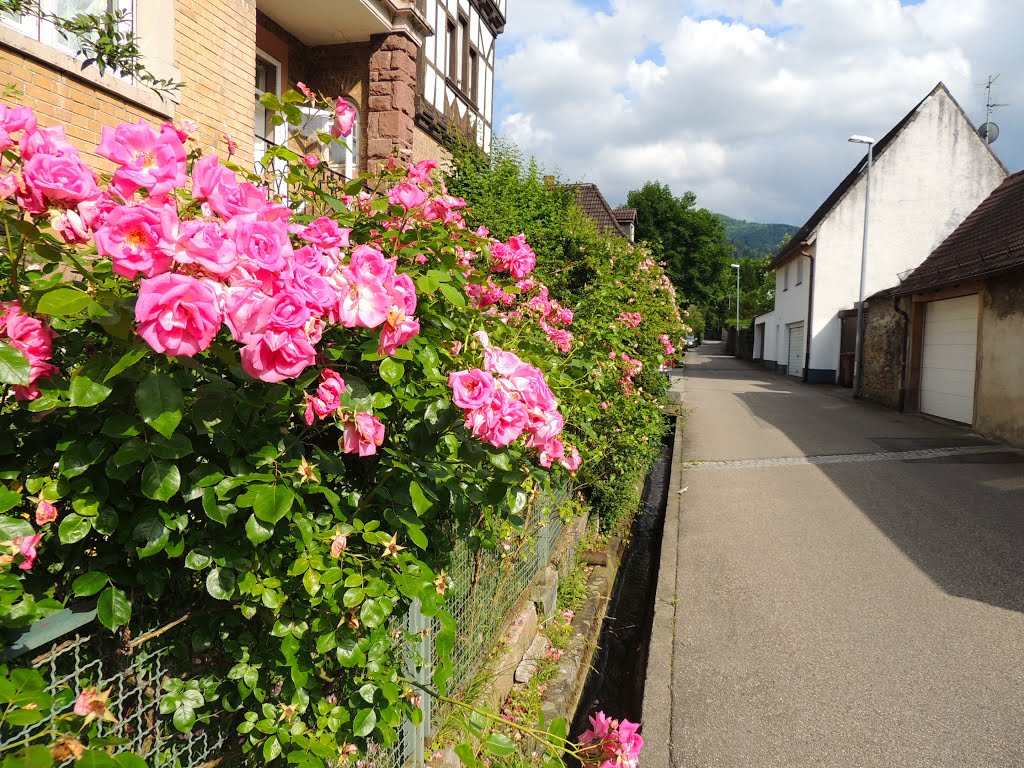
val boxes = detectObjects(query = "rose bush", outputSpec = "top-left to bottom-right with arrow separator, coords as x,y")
0,86 -> 651,767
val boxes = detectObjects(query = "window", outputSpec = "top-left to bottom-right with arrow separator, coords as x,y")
796,258 -> 803,285
3,1 -> 132,57
254,51 -> 287,194
782,264 -> 789,291
295,102 -> 359,181
459,16 -> 469,91
446,20 -> 457,82
469,47 -> 479,104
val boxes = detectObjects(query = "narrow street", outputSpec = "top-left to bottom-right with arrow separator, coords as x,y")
643,341 -> 1024,767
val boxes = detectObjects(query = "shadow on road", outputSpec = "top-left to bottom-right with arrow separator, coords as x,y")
686,342 -> 1024,615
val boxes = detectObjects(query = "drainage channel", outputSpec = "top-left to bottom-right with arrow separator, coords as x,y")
570,419 -> 675,739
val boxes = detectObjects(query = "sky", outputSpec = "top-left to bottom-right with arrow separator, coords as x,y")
492,0 -> 1024,225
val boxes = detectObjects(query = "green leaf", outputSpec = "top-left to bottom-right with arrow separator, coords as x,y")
72,571 -> 109,597
141,460 -> 180,501
360,597 -> 392,628
0,515 -> 33,540
0,487 -> 21,514
76,751 -> 118,768
57,513 -> 92,544
36,287 -> 93,316
69,360 -> 113,407
263,735 -> 282,762
111,438 -> 149,467
336,637 -> 366,667
137,373 -> 183,438
0,340 -> 30,386
483,733 -> 516,757
172,702 -> 196,732
379,358 -> 405,384
133,516 -> 169,558
454,743 -> 479,768
404,525 -> 428,550
353,708 -> 377,738
302,568 -> 321,596
439,283 -> 466,307
206,567 -> 236,600
184,547 -> 213,570
245,513 -> 274,545
104,347 -> 148,381
252,485 -> 294,524
113,754 -> 150,768
409,480 -> 432,515
97,586 -> 131,630
11,745 -> 54,768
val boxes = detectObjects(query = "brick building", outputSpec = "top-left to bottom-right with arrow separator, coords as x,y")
0,0 -> 504,179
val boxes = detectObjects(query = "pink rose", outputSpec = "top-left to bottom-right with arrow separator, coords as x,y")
0,103 -> 36,150
97,119 -> 187,199
331,97 -> 357,139
448,369 -> 496,410
226,214 -> 293,276
296,217 -> 350,250
334,247 -> 393,329
135,273 -> 223,357
0,173 -> 16,200
304,369 -> 347,425
388,182 -> 428,210
330,533 -> 348,557
296,81 -> 315,99
35,499 -> 58,526
240,326 -> 317,382
174,219 -> 237,276
340,412 -> 385,456
94,202 -> 177,279
466,390 -> 528,448
406,159 -> 437,185
20,125 -> 76,160
20,152 -> 100,213
1,302 -> 58,400
50,208 -> 90,245
13,533 -> 42,571
302,154 -> 320,168
378,315 -> 419,357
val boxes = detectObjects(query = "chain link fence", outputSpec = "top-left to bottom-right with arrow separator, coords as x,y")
2,485 -> 574,767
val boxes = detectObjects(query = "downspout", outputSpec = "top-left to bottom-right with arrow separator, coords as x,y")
802,248 -> 815,383
894,295 -> 909,411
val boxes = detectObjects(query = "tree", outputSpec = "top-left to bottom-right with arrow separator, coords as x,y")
625,182 -> 732,307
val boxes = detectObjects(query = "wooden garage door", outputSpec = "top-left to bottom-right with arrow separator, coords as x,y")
920,295 -> 978,423
787,323 -> 804,378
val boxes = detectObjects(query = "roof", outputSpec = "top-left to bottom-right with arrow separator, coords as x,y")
569,184 -> 628,238
613,208 -> 638,225
769,82 -> 1007,270
894,170 -> 1024,295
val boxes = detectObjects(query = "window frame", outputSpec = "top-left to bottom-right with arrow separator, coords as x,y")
795,257 -> 803,286
782,263 -> 789,292
2,1 -> 134,58
295,101 -> 359,182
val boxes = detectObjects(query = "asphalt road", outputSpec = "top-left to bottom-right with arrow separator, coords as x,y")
644,341 -> 1024,768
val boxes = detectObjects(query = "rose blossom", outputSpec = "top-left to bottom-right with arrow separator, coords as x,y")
340,412 -> 385,456
302,154 -> 320,168
334,247 -> 392,328
20,152 -> 100,214
330,533 -> 348,557
93,202 -> 177,279
0,103 -> 36,151
1,302 -> 59,401
388,182 -> 428,209
13,533 -> 42,571
97,119 -> 187,198
174,219 -> 237,276
304,369 -> 347,425
35,499 -> 58,526
240,326 -> 317,382
135,273 -> 223,357
448,369 -> 496,410
331,97 -> 357,138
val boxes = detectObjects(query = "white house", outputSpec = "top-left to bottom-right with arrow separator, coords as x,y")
754,83 -> 1007,383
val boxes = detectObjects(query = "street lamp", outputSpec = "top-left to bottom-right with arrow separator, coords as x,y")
848,134 -> 875,398
731,262 -> 740,356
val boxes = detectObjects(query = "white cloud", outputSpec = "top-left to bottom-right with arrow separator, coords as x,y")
494,0 -> 1024,224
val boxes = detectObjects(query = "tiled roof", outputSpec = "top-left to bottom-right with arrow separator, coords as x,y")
769,83 -> 1006,270
570,184 -> 628,238
894,170 -> 1024,295
613,207 -> 637,225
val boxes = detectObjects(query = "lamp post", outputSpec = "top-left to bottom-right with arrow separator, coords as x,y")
731,262 -> 740,355
848,134 -> 875,398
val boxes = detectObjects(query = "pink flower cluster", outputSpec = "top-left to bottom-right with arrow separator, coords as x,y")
0,302 -> 58,401
616,312 -> 642,328
578,712 -> 643,768
303,368 -> 386,456
447,338 -> 580,471
489,234 -> 536,279
659,333 -> 676,357
609,350 -> 643,396
518,280 -> 575,353
2,533 -> 42,571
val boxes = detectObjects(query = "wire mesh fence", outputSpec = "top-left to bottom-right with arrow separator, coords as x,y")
1,484 -> 574,767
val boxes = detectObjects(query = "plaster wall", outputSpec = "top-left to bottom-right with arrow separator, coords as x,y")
975,272 -> 1024,447
759,254 -> 811,367
809,88 -> 1006,376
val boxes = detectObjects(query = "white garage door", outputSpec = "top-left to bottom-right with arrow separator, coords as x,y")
787,323 -> 804,378
920,295 -> 978,423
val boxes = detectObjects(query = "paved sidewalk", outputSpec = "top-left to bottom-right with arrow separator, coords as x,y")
643,341 -> 1024,767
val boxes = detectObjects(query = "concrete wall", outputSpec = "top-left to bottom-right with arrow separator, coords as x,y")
808,87 -> 1006,379
975,272 -> 1024,447
861,296 -> 910,409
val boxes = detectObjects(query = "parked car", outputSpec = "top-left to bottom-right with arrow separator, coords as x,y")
686,335 -> 697,348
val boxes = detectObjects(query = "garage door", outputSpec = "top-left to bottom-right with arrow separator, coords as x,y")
787,323 -> 804,378
920,295 -> 978,423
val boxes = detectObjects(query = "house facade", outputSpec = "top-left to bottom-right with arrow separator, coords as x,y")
754,83 -> 1007,384
0,0 -> 503,182
876,170 -> 1024,440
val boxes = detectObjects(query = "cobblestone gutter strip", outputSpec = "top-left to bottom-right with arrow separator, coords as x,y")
640,377 -> 685,768
684,444 -> 1020,470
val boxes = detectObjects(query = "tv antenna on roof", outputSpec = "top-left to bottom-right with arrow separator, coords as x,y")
980,74 -> 1008,145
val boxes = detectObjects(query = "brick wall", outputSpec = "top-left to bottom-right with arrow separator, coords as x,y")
861,296 -> 909,409
0,1 -> 256,167
367,33 -> 419,172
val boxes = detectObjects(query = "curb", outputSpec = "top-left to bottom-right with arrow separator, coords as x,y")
641,374 -> 686,767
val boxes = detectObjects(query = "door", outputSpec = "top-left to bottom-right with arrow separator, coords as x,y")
920,295 -> 978,423
787,323 -> 804,378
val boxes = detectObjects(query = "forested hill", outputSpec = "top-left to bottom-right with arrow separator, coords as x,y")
717,214 -> 798,258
